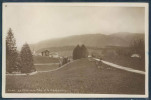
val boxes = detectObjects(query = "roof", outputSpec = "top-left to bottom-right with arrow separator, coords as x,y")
41,50 -> 49,53
131,54 -> 140,57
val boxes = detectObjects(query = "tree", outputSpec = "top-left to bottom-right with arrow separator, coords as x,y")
6,28 -> 18,73
130,39 -> 145,58
15,54 -> 22,72
81,44 -> 88,58
76,45 -> 82,59
20,43 -> 35,73
72,44 -> 88,60
62,57 -> 68,65
73,45 -> 80,60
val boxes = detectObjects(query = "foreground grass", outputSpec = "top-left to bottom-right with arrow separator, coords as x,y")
6,59 -> 145,94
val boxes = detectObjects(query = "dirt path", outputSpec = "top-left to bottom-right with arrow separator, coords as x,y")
93,58 -> 145,75
6,71 -> 38,76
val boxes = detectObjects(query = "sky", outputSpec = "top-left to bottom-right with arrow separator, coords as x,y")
3,3 -> 145,48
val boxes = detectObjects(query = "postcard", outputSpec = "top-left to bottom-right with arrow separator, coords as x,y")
2,2 -> 149,98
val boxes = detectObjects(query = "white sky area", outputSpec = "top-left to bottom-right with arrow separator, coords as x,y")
3,4 -> 145,48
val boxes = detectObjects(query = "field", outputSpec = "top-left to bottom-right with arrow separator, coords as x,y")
6,58 -> 145,94
33,55 -> 60,71
35,64 -> 59,71
104,56 -> 145,71
33,55 -> 59,64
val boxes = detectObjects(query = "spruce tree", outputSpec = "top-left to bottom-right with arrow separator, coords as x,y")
76,45 -> 81,59
73,44 -> 88,60
81,44 -> 88,58
16,54 -> 22,72
73,45 -> 80,60
6,28 -> 18,73
20,43 -> 35,73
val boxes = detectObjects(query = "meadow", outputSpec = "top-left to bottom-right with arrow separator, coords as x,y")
33,55 -> 59,64
6,58 -> 145,94
35,64 -> 59,71
104,56 -> 145,71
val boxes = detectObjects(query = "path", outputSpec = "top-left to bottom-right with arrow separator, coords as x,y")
34,63 -> 59,66
93,58 -> 145,75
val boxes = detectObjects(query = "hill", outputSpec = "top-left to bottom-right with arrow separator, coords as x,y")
6,58 -> 145,94
110,32 -> 144,43
30,33 -> 144,51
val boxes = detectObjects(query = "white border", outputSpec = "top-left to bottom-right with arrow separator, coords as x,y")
2,2 -> 149,98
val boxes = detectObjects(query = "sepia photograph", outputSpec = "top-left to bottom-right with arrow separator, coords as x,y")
2,3 -> 149,98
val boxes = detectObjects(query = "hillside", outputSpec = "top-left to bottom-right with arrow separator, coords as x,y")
35,46 -> 105,57
6,58 -> 145,94
110,32 -> 144,42
30,33 -> 144,51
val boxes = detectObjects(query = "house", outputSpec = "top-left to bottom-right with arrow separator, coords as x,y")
88,55 -> 92,58
131,54 -> 141,58
41,50 -> 49,56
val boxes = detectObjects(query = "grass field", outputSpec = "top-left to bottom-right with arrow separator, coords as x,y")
104,56 -> 145,71
6,58 -> 145,94
33,55 -> 59,64
33,55 -> 60,71
35,64 -> 59,71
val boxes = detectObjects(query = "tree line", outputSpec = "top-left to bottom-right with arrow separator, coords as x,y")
72,44 -> 89,60
116,39 -> 145,58
6,28 -> 35,73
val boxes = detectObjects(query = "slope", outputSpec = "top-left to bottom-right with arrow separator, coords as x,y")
6,58 -> 145,94
30,33 -> 132,51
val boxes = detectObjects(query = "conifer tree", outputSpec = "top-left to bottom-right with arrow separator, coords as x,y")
20,43 -> 35,73
73,45 -> 80,60
6,28 -> 18,73
73,44 -> 88,60
76,45 -> 81,59
81,44 -> 88,58
16,54 -> 22,72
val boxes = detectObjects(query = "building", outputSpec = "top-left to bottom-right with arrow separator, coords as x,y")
131,54 -> 141,58
41,50 -> 50,56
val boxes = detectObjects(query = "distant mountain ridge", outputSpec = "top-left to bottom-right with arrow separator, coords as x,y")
30,33 -> 144,51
